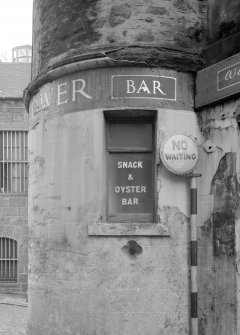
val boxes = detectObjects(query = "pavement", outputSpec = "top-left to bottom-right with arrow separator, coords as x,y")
0,294 -> 28,335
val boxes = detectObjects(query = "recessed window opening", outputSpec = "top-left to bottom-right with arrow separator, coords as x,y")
0,238 -> 18,282
106,115 -> 156,223
0,131 -> 28,193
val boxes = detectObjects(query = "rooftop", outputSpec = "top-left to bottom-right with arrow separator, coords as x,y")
0,62 -> 31,99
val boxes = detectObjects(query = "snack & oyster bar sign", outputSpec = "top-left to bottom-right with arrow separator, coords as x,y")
109,153 -> 153,214
160,134 -> 198,175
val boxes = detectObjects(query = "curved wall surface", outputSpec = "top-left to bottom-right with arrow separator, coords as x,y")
26,1 -> 209,334
27,65 -> 199,334
31,0 -> 207,79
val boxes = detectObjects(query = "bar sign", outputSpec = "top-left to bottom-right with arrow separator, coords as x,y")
111,75 -> 176,100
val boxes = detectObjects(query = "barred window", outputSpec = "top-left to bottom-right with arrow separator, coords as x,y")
0,131 -> 28,193
0,238 -> 18,282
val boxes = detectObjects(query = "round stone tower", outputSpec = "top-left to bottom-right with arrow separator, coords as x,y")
25,1 -> 207,334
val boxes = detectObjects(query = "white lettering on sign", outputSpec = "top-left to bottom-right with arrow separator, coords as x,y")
126,79 -> 166,96
172,140 -> 188,150
224,67 -> 240,81
57,80 -> 93,105
126,80 -> 135,94
217,61 -> 240,91
57,82 -> 68,105
160,134 -> 198,175
44,87 -> 54,107
122,198 -> 139,205
153,81 -> 166,95
72,79 -> 93,100
165,153 -> 197,160
30,77 -> 93,115
113,160 -> 148,207
115,186 -> 147,193
117,161 -> 143,168
111,75 -> 176,100
137,80 -> 151,94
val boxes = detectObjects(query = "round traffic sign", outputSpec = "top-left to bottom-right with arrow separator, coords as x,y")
160,133 -> 198,175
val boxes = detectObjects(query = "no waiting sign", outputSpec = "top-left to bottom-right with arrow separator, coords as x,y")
160,133 -> 199,175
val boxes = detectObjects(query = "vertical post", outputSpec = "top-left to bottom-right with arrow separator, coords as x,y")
190,172 -> 201,335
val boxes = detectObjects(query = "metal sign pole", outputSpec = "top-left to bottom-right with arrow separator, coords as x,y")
187,172 -> 201,335
160,133 -> 200,334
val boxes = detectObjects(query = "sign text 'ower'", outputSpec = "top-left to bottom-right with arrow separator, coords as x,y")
29,70 -> 178,117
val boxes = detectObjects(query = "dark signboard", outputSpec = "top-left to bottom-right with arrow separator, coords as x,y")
108,153 -> 153,221
111,75 -> 176,100
195,52 -> 240,108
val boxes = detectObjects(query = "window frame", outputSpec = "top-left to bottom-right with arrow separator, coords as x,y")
105,115 -> 157,224
0,237 -> 18,283
0,130 -> 28,194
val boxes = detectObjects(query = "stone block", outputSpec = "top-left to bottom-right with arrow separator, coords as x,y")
21,283 -> 28,293
18,207 -> 28,216
0,225 -> 6,235
12,113 -> 24,121
19,274 -> 28,283
3,207 -> 18,216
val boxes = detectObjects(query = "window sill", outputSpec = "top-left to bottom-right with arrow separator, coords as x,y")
88,222 -> 170,236
0,193 -> 27,196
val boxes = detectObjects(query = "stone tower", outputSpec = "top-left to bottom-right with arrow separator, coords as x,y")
25,1 -> 240,334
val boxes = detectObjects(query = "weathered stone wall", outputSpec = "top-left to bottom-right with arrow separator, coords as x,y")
27,0 -> 215,334
197,99 -> 240,335
0,99 -> 28,295
208,0 -> 240,43
0,195 -> 28,295
32,0 -> 207,79
0,100 -> 29,130
27,66 -> 198,334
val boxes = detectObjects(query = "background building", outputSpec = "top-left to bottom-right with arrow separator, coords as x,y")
0,56 -> 31,296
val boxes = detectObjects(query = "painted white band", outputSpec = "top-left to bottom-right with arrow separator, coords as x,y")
191,266 -> 198,292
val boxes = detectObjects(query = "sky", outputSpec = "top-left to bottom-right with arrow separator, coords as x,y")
0,0 -> 33,61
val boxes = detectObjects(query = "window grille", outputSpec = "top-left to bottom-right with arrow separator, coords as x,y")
0,131 -> 28,193
0,238 -> 18,282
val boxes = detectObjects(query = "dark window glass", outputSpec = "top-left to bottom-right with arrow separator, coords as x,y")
108,121 -> 153,149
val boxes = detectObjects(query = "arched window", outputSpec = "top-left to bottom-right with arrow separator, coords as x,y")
0,238 -> 17,282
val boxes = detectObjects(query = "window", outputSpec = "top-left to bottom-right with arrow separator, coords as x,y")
0,131 -> 28,193
0,238 -> 18,282
106,117 -> 155,223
